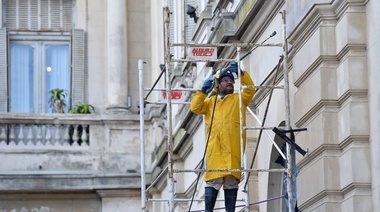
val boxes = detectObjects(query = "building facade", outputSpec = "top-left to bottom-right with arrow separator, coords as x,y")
0,0 -> 157,211
0,0 -> 379,212
147,0 -> 379,212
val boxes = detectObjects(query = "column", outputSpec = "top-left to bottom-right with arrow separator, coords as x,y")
106,0 -> 129,113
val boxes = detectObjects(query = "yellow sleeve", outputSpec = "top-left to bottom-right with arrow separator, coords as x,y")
190,90 -> 209,114
241,71 -> 256,105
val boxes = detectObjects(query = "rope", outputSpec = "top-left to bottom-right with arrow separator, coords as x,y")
144,67 -> 165,101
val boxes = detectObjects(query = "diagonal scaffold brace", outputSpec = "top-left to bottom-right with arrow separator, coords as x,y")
272,127 -> 308,156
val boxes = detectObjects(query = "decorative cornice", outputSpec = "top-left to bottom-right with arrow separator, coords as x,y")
297,135 -> 369,169
341,182 -> 372,196
336,44 -> 367,62
300,182 -> 371,211
293,55 -> 338,87
299,189 -> 343,211
0,173 -> 141,191
298,143 -> 341,169
295,99 -> 340,127
295,88 -> 368,127
288,0 -> 367,49
337,89 -> 368,106
339,135 -> 369,152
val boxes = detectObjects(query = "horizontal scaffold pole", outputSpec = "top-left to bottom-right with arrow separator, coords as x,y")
171,43 -> 282,48
173,168 -> 286,173
243,126 -> 277,130
146,101 -> 190,105
242,85 -> 284,89
147,198 -> 245,202
144,86 -> 282,92
144,88 -> 197,91
172,58 -> 237,63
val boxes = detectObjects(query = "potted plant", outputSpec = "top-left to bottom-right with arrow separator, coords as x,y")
69,102 -> 95,114
49,88 -> 66,113
68,103 -> 95,145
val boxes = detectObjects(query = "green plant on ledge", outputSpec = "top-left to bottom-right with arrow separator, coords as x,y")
48,88 -> 66,113
69,102 -> 95,145
69,102 -> 95,114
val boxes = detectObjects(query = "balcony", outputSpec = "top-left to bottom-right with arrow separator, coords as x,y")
0,113 -> 95,148
0,112 -> 148,192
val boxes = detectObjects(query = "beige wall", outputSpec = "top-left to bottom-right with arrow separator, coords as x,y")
146,0 -> 378,212
367,0 -> 380,210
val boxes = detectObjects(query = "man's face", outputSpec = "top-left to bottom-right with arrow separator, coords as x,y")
218,76 -> 234,96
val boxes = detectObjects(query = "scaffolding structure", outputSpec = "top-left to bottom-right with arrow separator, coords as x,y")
139,7 -> 305,212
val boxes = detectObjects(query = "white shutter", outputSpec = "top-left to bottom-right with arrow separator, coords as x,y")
0,29 -> 8,112
62,0 -> 74,30
40,0 -> 50,29
5,0 -> 17,29
5,0 -> 73,31
71,29 -> 85,107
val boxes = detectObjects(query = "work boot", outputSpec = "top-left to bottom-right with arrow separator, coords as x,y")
205,187 -> 218,212
224,189 -> 238,212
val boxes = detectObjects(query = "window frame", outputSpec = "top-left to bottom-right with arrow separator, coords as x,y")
8,32 -> 72,113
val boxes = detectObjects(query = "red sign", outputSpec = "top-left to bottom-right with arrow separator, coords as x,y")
162,91 -> 183,99
189,47 -> 217,59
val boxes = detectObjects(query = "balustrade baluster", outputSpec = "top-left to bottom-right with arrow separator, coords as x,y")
18,124 -> 25,146
36,125 -> 43,146
72,125 -> 79,146
63,125 -> 70,146
54,125 -> 61,146
81,125 -> 88,146
45,125 -> 52,145
9,125 -> 16,146
0,126 -> 6,146
27,125 -> 34,145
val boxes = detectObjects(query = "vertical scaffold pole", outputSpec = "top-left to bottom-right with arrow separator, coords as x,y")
237,47 -> 250,212
138,59 -> 147,211
281,10 -> 295,212
164,7 -> 175,212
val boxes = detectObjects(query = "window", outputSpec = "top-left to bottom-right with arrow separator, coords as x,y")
0,0 -> 85,113
10,37 -> 70,113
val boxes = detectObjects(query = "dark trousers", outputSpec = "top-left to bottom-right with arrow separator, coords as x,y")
204,187 -> 238,212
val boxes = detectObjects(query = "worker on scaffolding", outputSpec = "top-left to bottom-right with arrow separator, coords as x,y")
190,62 -> 256,212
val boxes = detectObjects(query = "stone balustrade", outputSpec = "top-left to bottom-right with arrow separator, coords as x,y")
0,113 -> 101,148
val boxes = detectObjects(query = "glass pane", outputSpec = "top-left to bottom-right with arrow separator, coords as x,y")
10,45 -> 34,113
45,45 -> 70,113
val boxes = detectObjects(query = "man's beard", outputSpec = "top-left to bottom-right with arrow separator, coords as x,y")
219,85 -> 234,95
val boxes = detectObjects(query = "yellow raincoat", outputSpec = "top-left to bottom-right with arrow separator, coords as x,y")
190,71 -> 255,181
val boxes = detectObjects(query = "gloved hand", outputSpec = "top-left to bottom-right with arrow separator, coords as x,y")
229,62 -> 242,75
201,78 -> 214,94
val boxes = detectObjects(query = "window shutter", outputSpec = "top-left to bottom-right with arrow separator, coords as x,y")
71,29 -> 85,107
5,0 -> 73,31
0,29 -> 8,112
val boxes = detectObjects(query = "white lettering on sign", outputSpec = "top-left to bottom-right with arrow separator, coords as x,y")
189,47 -> 217,59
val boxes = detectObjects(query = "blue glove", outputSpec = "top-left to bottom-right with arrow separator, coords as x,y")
201,78 -> 214,94
229,62 -> 242,75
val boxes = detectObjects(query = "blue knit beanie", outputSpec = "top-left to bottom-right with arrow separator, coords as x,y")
219,71 -> 235,83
